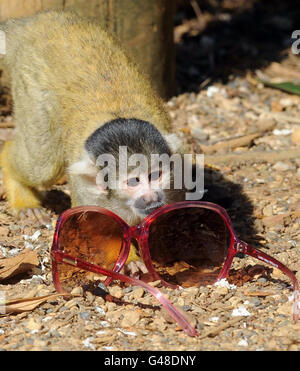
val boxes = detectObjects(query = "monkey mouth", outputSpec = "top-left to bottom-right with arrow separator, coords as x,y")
136,202 -> 165,216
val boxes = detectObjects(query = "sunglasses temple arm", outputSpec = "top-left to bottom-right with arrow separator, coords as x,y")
55,252 -> 197,337
240,241 -> 299,323
116,274 -> 197,337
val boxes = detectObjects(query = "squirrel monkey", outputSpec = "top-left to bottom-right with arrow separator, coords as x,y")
0,11 -> 185,234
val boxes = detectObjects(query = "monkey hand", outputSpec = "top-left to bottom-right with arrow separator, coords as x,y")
18,207 -> 52,228
1,141 -> 52,228
124,243 -> 148,278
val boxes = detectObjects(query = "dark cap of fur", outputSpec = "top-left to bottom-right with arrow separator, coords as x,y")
85,118 -> 171,161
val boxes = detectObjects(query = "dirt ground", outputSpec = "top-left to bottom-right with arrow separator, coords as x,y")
0,1 -> 300,351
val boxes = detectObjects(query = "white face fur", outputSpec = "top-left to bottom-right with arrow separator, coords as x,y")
69,152 -> 170,216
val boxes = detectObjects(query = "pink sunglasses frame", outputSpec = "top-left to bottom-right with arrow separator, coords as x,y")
51,201 -> 299,337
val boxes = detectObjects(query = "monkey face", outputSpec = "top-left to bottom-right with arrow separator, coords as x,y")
69,118 -> 186,225
120,168 -> 167,218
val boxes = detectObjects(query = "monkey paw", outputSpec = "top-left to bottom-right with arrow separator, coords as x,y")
125,261 -> 148,279
17,208 -> 52,229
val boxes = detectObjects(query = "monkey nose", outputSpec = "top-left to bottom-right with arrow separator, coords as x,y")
134,196 -> 151,210
134,192 -> 163,211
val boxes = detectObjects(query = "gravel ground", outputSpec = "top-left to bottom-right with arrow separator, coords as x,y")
0,1 -> 300,351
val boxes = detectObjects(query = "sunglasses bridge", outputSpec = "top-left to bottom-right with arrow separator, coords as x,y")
130,225 -> 143,240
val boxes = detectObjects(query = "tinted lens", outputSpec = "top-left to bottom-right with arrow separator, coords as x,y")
55,211 -> 124,293
148,207 -> 231,287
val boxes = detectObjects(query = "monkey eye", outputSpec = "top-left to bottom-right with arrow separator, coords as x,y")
149,170 -> 162,182
127,177 -> 140,187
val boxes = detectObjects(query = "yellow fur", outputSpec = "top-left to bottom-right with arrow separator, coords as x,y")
127,243 -> 141,264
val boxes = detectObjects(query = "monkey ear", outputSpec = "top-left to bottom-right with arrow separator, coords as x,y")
68,151 -> 108,195
163,133 -> 184,153
68,151 -> 98,178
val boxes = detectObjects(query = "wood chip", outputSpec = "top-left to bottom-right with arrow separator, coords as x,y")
199,316 -> 245,339
2,293 -> 72,314
244,290 -> 275,297
205,148 -> 300,165
0,249 -> 39,281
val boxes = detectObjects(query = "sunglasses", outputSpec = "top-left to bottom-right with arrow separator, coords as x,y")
50,201 -> 299,337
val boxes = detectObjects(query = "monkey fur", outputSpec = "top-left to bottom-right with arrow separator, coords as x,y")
0,11 -> 185,231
